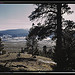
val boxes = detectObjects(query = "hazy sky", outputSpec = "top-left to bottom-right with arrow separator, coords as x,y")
0,4 -> 35,31
0,4 -> 75,31
63,4 -> 75,21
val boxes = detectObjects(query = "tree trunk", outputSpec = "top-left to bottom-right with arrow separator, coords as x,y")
54,4 -> 64,71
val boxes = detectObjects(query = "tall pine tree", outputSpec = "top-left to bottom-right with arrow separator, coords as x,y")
28,4 -> 74,71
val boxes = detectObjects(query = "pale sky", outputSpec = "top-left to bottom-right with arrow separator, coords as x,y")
0,4 -> 35,30
63,4 -> 75,21
0,4 -> 75,31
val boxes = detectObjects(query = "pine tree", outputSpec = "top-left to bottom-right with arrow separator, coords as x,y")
28,4 -> 74,71
26,23 -> 39,57
0,38 -> 4,54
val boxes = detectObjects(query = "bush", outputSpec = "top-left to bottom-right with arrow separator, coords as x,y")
2,50 -> 6,55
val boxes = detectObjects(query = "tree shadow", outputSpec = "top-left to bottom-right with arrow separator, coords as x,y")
0,64 -> 29,72
16,58 -> 37,62
0,57 -> 37,62
0,58 -> 38,72
10,65 -> 27,68
0,65 -> 10,72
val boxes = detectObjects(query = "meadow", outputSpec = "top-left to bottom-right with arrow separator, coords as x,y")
0,37 -> 56,72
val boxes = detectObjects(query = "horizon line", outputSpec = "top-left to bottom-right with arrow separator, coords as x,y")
0,28 -> 30,31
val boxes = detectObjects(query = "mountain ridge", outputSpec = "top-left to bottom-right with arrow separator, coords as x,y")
0,29 -> 29,37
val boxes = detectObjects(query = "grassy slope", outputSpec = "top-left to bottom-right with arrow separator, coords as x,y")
0,53 -> 55,72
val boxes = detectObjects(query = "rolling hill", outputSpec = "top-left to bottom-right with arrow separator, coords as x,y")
0,29 -> 29,37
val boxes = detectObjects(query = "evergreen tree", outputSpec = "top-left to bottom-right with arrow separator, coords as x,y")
61,20 -> 75,71
0,38 -> 4,54
28,4 -> 74,71
26,23 -> 39,57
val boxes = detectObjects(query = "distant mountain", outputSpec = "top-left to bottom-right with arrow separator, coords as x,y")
0,29 -> 29,37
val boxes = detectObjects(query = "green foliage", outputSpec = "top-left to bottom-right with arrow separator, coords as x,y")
2,50 -> 6,55
28,4 -> 73,40
28,4 -> 75,71
26,26 -> 39,56
0,38 -> 4,51
61,28 -> 75,71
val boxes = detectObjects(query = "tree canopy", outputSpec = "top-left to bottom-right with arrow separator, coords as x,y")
28,4 -> 73,40
28,3 -> 75,71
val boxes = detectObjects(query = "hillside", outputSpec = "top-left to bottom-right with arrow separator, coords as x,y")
0,29 -> 29,37
0,53 -> 56,72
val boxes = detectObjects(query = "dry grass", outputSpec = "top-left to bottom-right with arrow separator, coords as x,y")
0,53 -> 55,71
